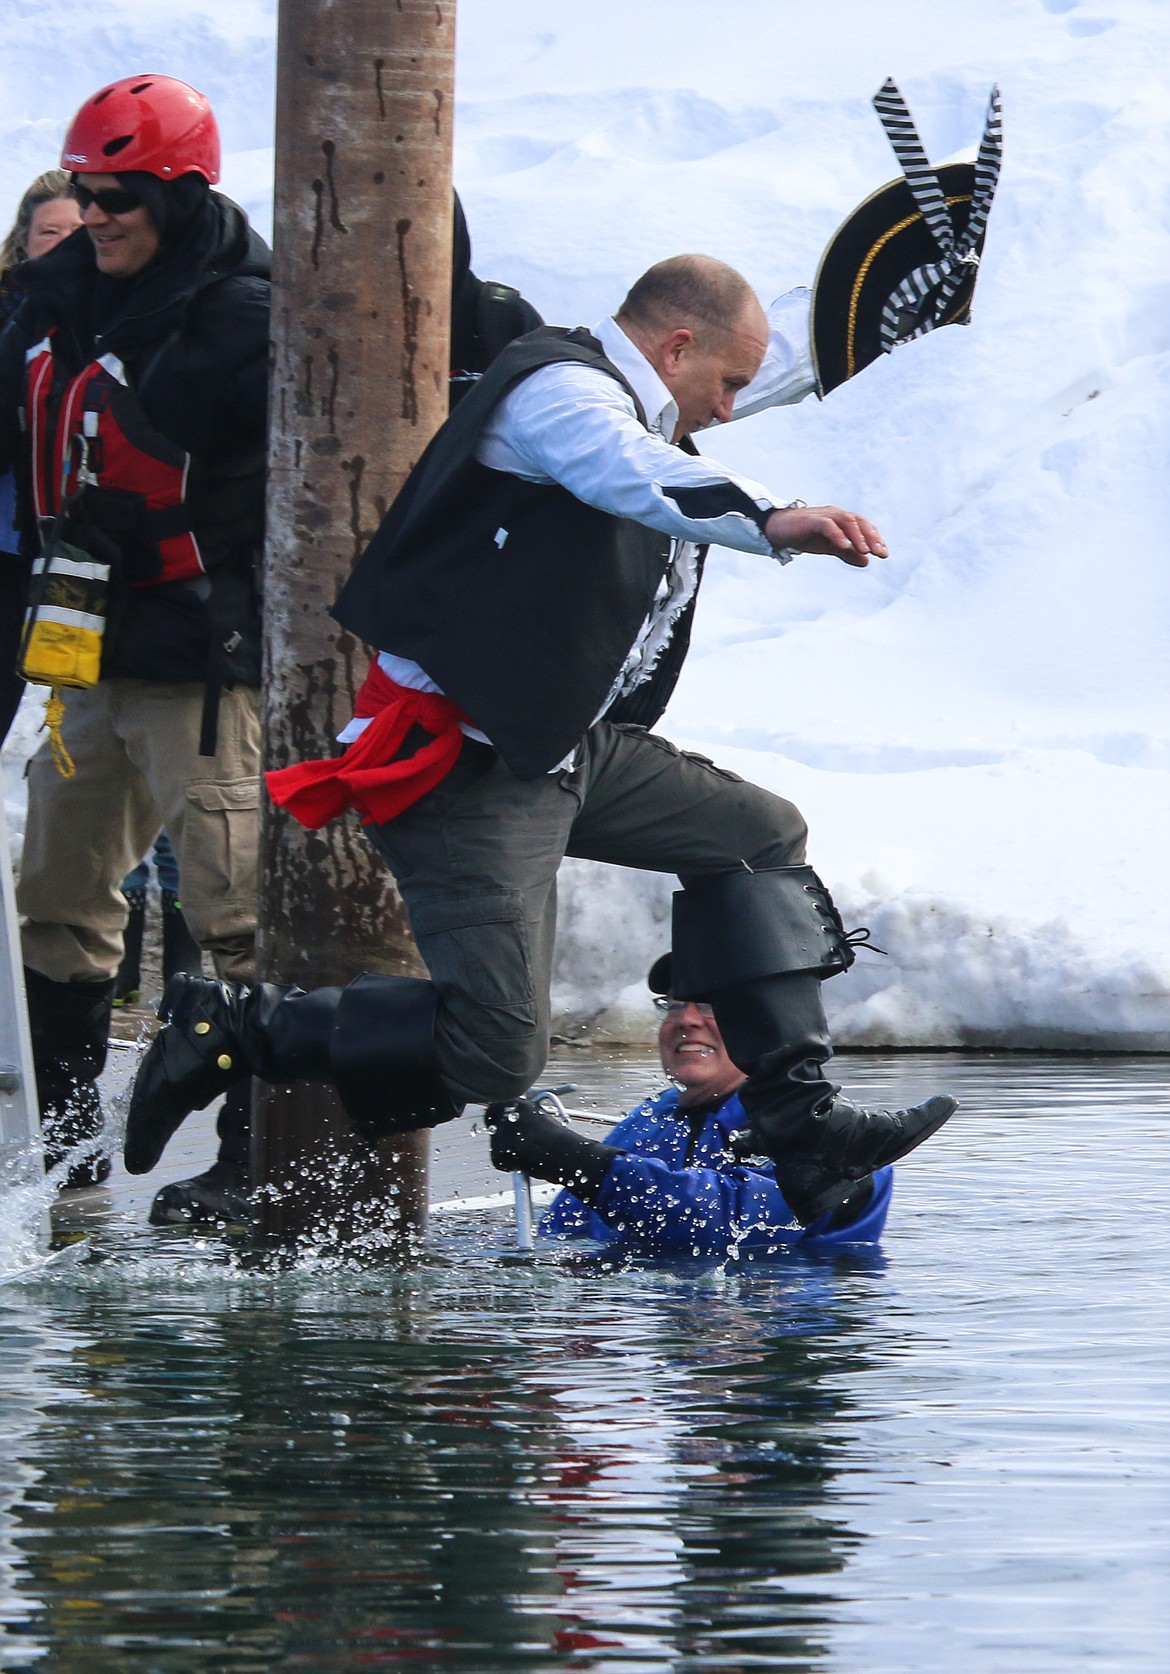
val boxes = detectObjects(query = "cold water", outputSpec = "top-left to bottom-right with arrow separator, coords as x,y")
0,1051 -> 1167,1672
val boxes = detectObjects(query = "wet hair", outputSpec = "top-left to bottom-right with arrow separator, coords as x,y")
616,254 -> 757,338
0,170 -> 75,269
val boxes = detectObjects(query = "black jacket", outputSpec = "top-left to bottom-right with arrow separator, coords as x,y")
449,193 -> 544,397
0,196 -> 269,684
333,327 -> 701,779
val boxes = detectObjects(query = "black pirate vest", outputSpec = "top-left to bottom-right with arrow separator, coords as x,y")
333,327 -> 708,780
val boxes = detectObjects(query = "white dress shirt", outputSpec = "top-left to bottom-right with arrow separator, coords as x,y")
341,289 -> 816,751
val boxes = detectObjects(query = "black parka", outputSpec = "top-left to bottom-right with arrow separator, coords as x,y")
0,195 -> 270,685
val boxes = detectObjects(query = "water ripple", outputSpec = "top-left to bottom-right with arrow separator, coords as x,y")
0,1054 -> 1167,1671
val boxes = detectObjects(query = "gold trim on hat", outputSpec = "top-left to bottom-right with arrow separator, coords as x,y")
845,192 -> 973,379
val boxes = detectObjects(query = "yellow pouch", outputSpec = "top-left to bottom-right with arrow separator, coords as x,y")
18,538 -> 110,776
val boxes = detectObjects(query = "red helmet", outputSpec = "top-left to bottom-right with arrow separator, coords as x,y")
61,75 -> 220,183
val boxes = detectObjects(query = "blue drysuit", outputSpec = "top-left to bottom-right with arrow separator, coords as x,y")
540,1087 -> 891,1256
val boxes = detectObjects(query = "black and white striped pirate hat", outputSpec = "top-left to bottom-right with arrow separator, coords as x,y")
812,80 -> 1003,396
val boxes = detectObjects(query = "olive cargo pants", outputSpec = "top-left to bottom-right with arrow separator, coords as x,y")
368,721 -> 808,1105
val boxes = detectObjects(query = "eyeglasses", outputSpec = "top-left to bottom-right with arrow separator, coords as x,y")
653,997 -> 715,1017
74,185 -> 143,217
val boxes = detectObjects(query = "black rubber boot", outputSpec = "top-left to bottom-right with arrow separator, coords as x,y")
149,1158 -> 253,1227
113,887 -> 146,1007
124,971 -> 460,1176
160,889 -> 203,985
24,968 -> 115,1189
671,867 -> 957,1225
149,1083 -> 253,1227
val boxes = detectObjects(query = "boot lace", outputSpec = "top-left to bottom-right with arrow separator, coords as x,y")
803,878 -> 888,969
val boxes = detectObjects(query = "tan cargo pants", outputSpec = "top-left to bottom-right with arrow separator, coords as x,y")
18,680 -> 260,985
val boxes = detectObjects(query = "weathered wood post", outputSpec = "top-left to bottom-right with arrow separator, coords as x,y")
256,0 -> 455,1246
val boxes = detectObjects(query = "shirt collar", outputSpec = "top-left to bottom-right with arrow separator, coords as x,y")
593,314 -> 679,440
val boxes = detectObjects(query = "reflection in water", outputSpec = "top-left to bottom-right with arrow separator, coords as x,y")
0,1254 -> 883,1671
0,1053 -> 1168,1672
516,1269 -> 884,1668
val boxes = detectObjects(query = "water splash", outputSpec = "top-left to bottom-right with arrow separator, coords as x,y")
0,1140 -> 56,1283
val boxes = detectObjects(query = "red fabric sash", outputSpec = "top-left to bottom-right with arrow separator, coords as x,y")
265,661 -> 468,830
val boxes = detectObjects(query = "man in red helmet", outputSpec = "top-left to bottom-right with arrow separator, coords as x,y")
0,75 -> 269,1211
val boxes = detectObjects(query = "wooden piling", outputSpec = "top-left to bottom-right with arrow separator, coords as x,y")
256,0 -> 455,1247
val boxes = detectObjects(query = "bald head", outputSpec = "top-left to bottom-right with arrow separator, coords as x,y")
617,254 -> 758,338
616,254 -> 768,438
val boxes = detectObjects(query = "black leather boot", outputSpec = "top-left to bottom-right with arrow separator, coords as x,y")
124,972 -> 340,1175
113,886 -> 146,1007
762,1089 -> 956,1225
671,866 -> 957,1225
24,968 -> 115,1189
160,888 -> 203,985
327,972 -> 462,1142
148,1082 -> 253,1228
125,971 -> 460,1176
703,970 -> 956,1222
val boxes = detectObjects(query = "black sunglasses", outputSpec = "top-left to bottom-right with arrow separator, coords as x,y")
74,184 -> 143,216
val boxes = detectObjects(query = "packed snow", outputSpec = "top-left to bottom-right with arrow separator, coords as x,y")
2,0 -> 1167,1048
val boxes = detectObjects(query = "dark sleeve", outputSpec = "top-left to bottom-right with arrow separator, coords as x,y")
0,311 -> 29,478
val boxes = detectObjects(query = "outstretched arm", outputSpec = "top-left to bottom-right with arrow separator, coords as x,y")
481,363 -> 886,565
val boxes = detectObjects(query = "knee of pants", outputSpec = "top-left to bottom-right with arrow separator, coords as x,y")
677,793 -> 809,885
410,890 -> 547,1091
742,797 -> 808,869
437,1020 -> 550,1107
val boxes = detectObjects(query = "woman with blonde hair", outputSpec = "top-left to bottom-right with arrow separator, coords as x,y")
0,169 -> 81,280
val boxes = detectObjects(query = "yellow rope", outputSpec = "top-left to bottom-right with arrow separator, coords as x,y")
44,688 -> 75,778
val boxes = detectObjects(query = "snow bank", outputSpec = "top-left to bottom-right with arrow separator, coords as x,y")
3,0 -> 1169,1048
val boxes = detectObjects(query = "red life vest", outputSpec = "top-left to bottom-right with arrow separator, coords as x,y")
22,335 -> 204,586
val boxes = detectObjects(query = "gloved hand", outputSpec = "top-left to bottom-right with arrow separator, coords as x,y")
486,1099 -> 622,1207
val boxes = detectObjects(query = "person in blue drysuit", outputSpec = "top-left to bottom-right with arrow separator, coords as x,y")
488,955 -> 891,1257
